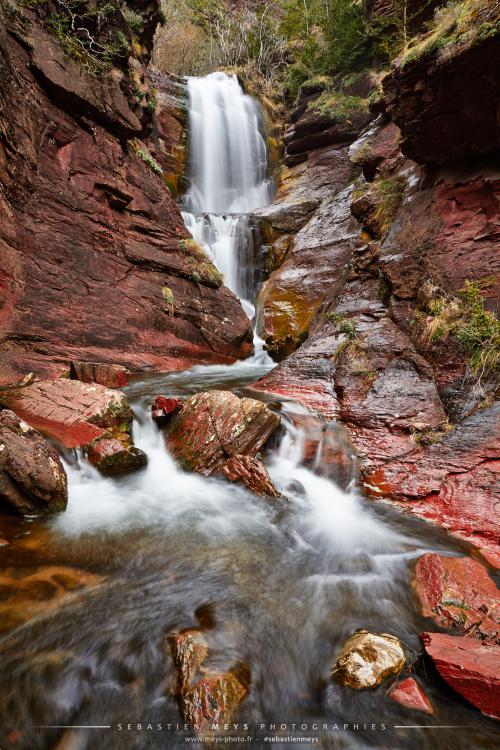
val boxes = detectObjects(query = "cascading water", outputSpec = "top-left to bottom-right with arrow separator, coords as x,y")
182,72 -> 272,338
0,74 -> 496,750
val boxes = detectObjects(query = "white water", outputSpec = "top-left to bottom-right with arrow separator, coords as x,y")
182,72 -> 273,363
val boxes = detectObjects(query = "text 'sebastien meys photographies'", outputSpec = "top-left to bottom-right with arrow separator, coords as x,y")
0,1 -> 499,748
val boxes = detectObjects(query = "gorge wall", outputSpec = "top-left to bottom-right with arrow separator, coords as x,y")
0,0 -> 253,386
253,15 -> 500,567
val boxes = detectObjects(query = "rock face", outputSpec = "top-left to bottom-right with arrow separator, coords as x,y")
334,630 -> 405,688
0,410 -> 67,515
414,554 -> 499,642
0,378 -> 146,476
69,362 -> 129,388
421,632 -> 500,720
388,677 -> 433,714
384,29 -> 500,164
165,391 -> 280,479
0,4 -> 252,386
365,404 -> 500,567
168,630 -> 247,732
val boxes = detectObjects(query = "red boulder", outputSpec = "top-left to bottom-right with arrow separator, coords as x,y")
151,396 -> 183,426
421,632 -> 500,719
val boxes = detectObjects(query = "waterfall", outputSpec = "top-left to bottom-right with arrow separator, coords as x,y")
182,72 -> 272,328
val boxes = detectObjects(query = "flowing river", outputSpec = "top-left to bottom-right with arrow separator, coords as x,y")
0,73 -> 498,750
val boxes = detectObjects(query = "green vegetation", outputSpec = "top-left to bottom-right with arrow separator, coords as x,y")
413,278 -> 500,380
400,0 -> 500,67
131,141 -> 163,175
308,91 -> 368,122
14,0 -> 150,74
328,312 -> 358,340
372,177 -> 405,235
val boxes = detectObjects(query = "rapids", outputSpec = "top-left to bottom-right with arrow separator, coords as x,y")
0,73 -> 498,750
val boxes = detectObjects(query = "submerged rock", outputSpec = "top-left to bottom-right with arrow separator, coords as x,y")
165,390 -> 280,478
0,409 -> 67,515
388,677 -> 433,714
168,630 -> 247,733
414,553 -> 499,643
421,632 -> 500,720
334,630 -> 405,688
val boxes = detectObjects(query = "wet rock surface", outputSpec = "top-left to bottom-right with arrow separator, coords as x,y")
421,632 -> 500,720
414,553 -> 499,643
0,379 -> 132,448
334,630 -> 405,688
168,630 -> 247,733
388,677 -> 434,714
0,4 -> 252,385
0,410 -> 67,515
165,390 -> 280,477
220,455 -> 282,499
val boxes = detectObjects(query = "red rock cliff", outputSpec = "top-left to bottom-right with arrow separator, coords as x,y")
0,1 -> 253,384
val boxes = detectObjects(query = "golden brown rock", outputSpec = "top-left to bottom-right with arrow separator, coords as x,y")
334,630 -> 405,688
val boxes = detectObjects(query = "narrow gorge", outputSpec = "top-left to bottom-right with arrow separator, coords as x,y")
0,2 -> 499,749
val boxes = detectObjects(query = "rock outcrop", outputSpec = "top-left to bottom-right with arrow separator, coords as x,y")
421,632 -> 500,719
334,630 -> 405,688
0,410 -> 67,515
384,22 -> 500,164
0,3 -> 252,386
165,391 -> 280,487
413,553 -> 499,642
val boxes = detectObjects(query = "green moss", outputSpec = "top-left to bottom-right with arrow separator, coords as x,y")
162,286 -> 174,305
121,5 -> 143,34
191,270 -> 201,286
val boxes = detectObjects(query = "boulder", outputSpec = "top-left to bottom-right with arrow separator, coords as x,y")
0,379 -> 132,448
169,631 -> 209,693
85,438 -> 147,476
334,630 -> 405,688
165,391 -> 280,476
151,396 -> 183,426
219,455 -> 282,499
0,410 -> 67,515
388,677 -> 433,714
414,553 -> 499,643
421,632 -> 500,719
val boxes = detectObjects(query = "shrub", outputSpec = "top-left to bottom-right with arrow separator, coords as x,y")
308,91 -> 368,122
329,312 -> 358,340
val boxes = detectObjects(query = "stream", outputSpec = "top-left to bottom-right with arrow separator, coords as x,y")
0,72 -> 498,750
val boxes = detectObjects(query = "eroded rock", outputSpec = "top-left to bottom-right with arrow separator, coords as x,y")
86,438 -> 147,476
421,632 -> 500,720
0,409 -> 67,515
151,396 -> 183,426
165,391 -> 280,476
334,630 -> 405,688
69,362 -> 129,388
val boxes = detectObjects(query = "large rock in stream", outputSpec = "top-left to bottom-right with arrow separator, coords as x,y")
164,391 -> 281,496
0,409 -> 67,515
414,553 -> 499,643
334,630 -> 405,688
0,378 -> 146,476
421,632 -> 500,720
